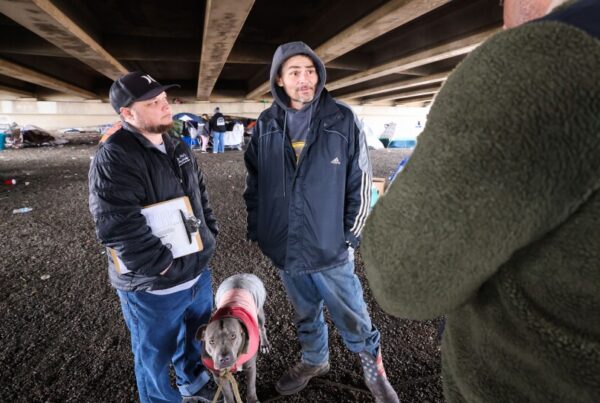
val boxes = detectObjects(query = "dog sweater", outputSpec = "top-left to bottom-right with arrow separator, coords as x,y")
202,288 -> 260,373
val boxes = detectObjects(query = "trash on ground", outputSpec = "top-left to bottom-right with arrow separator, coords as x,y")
12,207 -> 33,214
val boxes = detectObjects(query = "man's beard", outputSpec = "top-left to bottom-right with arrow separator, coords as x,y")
141,122 -> 174,134
293,85 -> 315,105
294,93 -> 315,105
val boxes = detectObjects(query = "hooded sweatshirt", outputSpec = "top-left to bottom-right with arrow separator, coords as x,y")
269,42 -> 326,162
244,41 -> 372,273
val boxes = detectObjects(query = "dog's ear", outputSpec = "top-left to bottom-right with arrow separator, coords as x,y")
238,319 -> 250,355
196,324 -> 207,342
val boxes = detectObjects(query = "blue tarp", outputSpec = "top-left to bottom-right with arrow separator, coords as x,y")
173,112 -> 205,123
388,139 -> 417,149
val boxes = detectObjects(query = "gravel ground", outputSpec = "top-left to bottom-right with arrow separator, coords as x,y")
0,141 -> 443,402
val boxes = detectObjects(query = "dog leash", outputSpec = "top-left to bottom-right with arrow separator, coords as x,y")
212,369 -> 243,403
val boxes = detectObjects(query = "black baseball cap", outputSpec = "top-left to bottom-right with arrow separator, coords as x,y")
109,71 -> 180,113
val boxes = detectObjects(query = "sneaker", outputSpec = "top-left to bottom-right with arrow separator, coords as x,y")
181,379 -> 224,403
275,361 -> 330,396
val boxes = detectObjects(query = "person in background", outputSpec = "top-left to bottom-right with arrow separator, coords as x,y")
244,41 -> 399,402
209,107 -> 226,154
187,120 -> 200,150
98,121 -> 122,144
361,1 -> 600,402
88,71 -> 221,403
199,113 -> 210,153
232,120 -> 245,151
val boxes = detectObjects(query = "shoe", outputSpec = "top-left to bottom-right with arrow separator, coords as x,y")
358,348 -> 400,403
275,361 -> 330,396
181,379 -> 224,403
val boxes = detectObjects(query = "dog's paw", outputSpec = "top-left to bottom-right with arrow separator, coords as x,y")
260,342 -> 271,355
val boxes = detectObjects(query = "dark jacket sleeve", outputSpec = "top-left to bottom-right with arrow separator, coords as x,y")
196,165 -> 218,237
88,144 -> 173,276
243,124 -> 260,241
361,23 -> 600,319
344,114 -> 372,248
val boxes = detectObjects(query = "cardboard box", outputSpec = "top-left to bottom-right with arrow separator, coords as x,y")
372,177 -> 386,197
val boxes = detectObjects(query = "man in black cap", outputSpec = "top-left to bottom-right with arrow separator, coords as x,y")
89,71 -> 221,402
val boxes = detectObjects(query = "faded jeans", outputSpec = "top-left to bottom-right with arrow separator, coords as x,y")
279,258 -> 380,365
117,271 -> 213,403
212,131 -> 225,153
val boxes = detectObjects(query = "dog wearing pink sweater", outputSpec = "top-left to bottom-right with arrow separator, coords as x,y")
196,274 -> 269,403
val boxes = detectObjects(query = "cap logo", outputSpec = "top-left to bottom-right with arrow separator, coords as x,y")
141,74 -> 157,84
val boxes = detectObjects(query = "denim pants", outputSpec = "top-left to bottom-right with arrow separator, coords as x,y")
117,271 -> 213,403
279,259 -> 381,365
212,131 -> 225,153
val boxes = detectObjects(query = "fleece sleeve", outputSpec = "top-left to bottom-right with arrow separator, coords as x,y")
361,22 -> 600,319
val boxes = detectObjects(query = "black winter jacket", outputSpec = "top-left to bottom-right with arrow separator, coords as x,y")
243,90 -> 372,274
89,126 -> 217,291
209,113 -> 226,132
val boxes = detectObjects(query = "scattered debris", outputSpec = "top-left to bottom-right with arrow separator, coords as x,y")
40,274 -> 51,281
1,120 -> 103,149
12,207 -> 33,214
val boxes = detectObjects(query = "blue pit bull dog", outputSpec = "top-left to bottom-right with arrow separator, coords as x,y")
196,274 -> 270,403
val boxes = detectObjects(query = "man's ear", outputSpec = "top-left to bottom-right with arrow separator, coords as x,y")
120,106 -> 133,121
276,77 -> 284,87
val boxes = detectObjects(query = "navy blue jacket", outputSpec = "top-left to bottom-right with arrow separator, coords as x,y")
89,126 -> 217,291
243,89 -> 372,274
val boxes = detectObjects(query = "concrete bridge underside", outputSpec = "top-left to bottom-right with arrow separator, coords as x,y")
0,0 -> 502,127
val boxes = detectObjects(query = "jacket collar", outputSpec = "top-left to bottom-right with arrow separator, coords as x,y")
120,122 -> 181,156
265,88 -> 343,125
120,121 -> 173,149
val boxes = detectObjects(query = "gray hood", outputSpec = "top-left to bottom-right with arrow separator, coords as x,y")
269,41 -> 326,111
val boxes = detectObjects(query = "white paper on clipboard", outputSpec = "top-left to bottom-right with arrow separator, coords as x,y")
108,196 -> 203,274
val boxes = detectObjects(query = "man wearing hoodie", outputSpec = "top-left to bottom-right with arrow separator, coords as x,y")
243,42 -> 399,402
362,0 -> 600,402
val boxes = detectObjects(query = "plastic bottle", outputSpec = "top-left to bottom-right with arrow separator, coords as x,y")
3,179 -> 16,185
12,207 -> 33,214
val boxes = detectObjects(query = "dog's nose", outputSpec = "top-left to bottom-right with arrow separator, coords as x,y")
218,354 -> 234,368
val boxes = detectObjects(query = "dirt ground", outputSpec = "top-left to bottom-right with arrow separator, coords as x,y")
0,140 -> 443,403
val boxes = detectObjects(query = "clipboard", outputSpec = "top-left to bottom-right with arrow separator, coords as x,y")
109,196 -> 203,274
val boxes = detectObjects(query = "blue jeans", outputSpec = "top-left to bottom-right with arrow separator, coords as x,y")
279,260 -> 380,365
212,131 -> 224,153
117,271 -> 213,403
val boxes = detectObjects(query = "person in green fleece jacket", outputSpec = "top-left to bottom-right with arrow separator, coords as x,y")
361,0 -> 600,402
